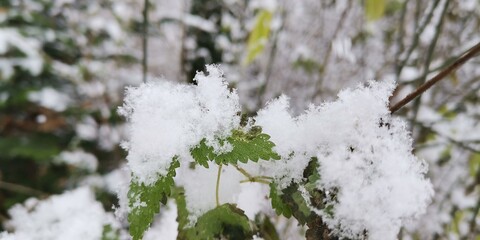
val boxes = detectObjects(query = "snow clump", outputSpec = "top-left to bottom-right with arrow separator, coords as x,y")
118,65 -> 240,185
256,80 -> 434,240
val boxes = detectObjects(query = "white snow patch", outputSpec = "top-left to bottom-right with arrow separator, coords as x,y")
28,87 -> 71,112
55,150 -> 98,172
4,187 -> 119,240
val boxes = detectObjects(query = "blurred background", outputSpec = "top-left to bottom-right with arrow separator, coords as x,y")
0,0 -> 479,239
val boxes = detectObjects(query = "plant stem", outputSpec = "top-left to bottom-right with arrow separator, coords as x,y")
389,41 -> 480,114
239,178 -> 271,185
234,164 -> 274,183
233,164 -> 252,178
216,165 -> 222,207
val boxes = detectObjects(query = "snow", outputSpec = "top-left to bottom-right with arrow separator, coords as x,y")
75,116 -> 98,141
3,187 -> 119,240
143,201 -> 178,240
0,28 -> 43,79
255,80 -> 434,239
332,37 -> 356,63
55,150 -> 99,172
176,163 -> 244,224
119,65 -> 240,185
250,0 -> 277,12
28,87 -> 72,112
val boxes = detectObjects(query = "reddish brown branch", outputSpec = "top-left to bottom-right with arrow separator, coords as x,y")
390,41 -> 480,114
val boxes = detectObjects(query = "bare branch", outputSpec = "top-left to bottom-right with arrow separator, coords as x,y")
389,41 -> 480,114
142,0 -> 149,83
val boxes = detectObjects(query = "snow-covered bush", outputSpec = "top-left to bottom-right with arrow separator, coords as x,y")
118,65 -> 433,240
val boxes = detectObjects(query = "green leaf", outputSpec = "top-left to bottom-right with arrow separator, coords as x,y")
269,183 -> 292,218
172,187 -> 197,239
244,10 -> 273,64
194,204 -> 252,240
469,153 -> 480,177
128,158 -> 180,240
365,0 -> 385,21
101,224 -> 120,240
191,128 -> 281,166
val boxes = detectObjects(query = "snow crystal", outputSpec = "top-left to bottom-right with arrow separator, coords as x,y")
119,65 -> 240,185
4,187 -> 119,240
255,80 -> 434,240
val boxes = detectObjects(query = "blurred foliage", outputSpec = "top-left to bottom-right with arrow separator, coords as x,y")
0,0 -> 128,230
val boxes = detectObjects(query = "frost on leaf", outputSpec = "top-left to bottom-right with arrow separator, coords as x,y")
190,127 -> 281,166
128,159 -> 179,240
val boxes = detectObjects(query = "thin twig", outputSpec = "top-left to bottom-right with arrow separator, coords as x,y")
389,41 -> 480,114
312,0 -> 353,99
393,0 -> 409,72
409,0 -> 450,129
396,0 -> 441,79
239,178 -> 271,185
234,164 -> 273,184
142,0 -> 149,83
0,181 -> 46,197
233,164 -> 252,179
257,8 -> 286,108
215,165 -> 222,207
413,120 -> 480,153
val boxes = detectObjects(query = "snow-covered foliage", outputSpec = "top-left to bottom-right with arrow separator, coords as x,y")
117,65 -> 433,239
1,0 -> 480,239
256,80 -> 433,239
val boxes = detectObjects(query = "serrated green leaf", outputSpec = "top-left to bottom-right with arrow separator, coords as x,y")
244,10 -> 273,65
128,158 -> 180,240
269,183 -> 292,218
194,204 -> 252,240
191,128 -> 280,166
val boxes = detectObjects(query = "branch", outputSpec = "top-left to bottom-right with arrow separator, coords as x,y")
389,41 -> 480,114
142,0 -> 149,83
395,0 -> 441,79
0,181 -> 47,197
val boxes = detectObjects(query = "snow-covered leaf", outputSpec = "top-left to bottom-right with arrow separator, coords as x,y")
128,158 -> 179,240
